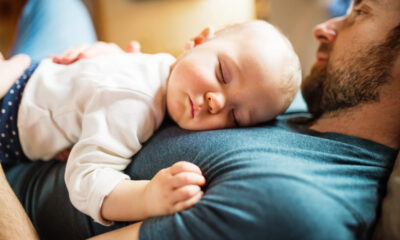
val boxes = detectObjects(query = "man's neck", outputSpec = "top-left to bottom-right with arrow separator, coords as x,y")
308,94 -> 400,150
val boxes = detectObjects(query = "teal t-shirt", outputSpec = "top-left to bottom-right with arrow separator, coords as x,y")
5,113 -> 397,239
129,114 -> 396,240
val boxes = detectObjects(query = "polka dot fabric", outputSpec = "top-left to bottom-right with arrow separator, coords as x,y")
0,62 -> 38,166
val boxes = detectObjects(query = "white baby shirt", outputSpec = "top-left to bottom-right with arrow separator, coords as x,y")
17,53 -> 175,225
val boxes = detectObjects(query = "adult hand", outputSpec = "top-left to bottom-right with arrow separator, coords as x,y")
0,164 -> 39,240
52,41 -> 141,65
0,53 -> 31,98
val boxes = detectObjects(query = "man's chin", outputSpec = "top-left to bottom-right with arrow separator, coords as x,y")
301,65 -> 328,117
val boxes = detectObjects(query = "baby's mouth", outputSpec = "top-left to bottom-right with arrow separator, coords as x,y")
188,96 -> 200,118
189,96 -> 194,118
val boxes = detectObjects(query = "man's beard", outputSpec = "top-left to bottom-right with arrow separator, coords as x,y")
302,25 -> 400,118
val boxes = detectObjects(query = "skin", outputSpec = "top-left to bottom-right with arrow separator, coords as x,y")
302,0 -> 400,150
0,53 -> 31,98
167,21 -> 290,130
0,55 -> 38,240
0,164 -> 39,240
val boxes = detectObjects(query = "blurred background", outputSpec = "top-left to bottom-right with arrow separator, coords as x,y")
0,0 -> 348,77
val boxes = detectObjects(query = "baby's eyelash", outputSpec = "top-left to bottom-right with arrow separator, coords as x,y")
219,61 -> 226,84
231,110 -> 239,127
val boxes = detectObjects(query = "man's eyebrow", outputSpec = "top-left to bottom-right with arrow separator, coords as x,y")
354,0 -> 378,6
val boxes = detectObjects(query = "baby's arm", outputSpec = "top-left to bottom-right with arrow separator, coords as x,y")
65,85 -> 202,225
101,161 -> 205,221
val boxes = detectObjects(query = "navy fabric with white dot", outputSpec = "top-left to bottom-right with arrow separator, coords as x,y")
0,62 -> 38,165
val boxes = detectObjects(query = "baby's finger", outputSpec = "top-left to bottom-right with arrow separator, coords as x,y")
0,52 -> 4,60
172,172 -> 206,188
184,39 -> 195,50
169,161 -> 203,175
78,43 -> 106,58
61,46 -> 88,64
80,43 -> 118,59
52,47 -> 75,63
53,45 -> 88,64
126,41 -> 141,53
172,185 -> 202,203
173,191 -> 203,212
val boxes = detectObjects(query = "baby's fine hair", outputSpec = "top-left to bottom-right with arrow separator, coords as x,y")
257,21 -> 302,114
219,20 -> 302,115
275,28 -> 302,114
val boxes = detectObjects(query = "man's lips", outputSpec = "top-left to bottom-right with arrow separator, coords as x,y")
316,52 -> 329,62
316,44 -> 331,63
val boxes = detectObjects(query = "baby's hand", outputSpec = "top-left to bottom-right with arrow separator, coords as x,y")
52,41 -> 141,65
143,161 -> 206,217
54,148 -> 71,162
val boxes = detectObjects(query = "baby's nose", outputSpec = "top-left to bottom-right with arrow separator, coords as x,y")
206,92 -> 225,114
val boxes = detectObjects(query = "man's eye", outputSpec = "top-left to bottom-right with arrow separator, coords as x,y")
353,7 -> 368,16
355,9 -> 365,15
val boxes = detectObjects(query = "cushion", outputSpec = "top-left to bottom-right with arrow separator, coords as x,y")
373,151 -> 400,240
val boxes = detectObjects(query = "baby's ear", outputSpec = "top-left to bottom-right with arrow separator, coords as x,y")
185,26 -> 215,50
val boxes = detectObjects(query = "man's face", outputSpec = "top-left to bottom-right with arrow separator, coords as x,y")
302,0 -> 400,117
166,23 -> 288,130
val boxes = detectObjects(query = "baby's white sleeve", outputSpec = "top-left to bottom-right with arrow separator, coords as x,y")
64,88 -> 160,225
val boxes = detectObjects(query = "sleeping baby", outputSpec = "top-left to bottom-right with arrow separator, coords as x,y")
0,20 -> 301,225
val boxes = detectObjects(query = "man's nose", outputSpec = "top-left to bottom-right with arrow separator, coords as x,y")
205,92 -> 225,114
313,17 -> 344,43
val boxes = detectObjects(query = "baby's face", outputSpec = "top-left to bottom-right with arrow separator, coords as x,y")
166,23 -> 289,130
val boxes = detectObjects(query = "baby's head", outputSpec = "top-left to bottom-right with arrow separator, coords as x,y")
166,20 -> 301,130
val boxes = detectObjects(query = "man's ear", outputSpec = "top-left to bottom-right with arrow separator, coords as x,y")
185,26 -> 215,50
